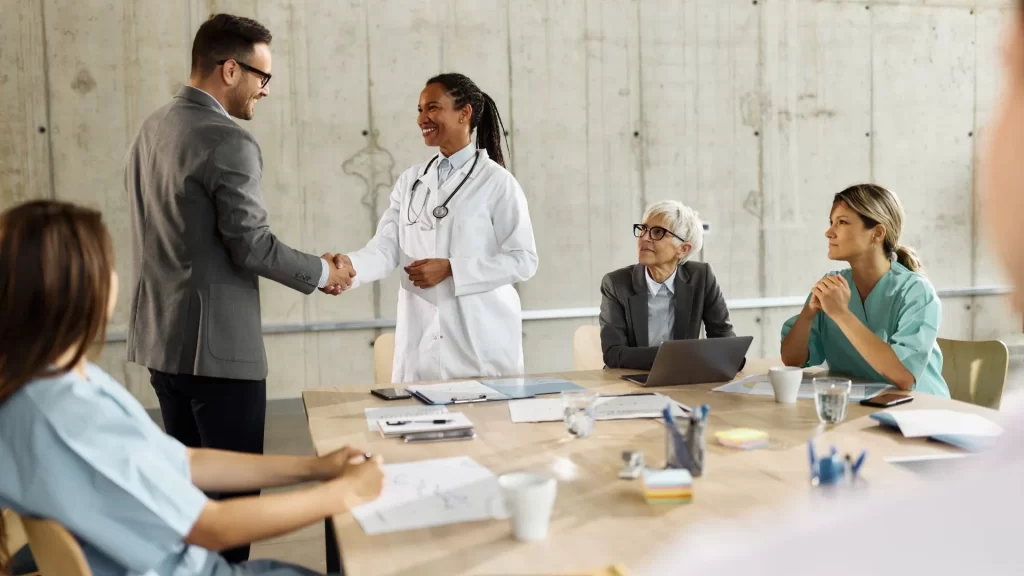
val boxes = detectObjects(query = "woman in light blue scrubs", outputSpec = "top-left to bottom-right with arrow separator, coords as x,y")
780,184 -> 949,398
0,201 -> 384,576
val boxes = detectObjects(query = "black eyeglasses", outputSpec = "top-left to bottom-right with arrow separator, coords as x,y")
217,59 -> 272,88
634,223 -> 684,242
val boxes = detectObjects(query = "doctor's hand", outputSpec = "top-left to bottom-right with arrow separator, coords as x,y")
812,274 -> 851,319
405,258 -> 452,289
320,253 -> 356,295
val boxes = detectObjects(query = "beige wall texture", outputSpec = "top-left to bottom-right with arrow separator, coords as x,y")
1,0 -> 1019,409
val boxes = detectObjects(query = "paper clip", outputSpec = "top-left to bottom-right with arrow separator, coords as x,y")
450,394 -> 487,404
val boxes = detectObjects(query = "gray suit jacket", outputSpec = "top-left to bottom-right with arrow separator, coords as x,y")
124,86 -> 323,381
599,261 -> 736,370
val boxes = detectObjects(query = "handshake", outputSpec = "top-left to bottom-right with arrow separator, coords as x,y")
319,253 -> 357,295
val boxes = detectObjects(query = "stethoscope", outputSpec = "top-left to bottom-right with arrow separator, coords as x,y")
405,151 -> 481,228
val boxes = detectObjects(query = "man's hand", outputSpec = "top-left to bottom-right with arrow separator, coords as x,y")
404,258 -> 452,289
320,253 -> 356,295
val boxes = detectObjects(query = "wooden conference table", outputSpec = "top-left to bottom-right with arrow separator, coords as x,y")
302,358 -> 999,576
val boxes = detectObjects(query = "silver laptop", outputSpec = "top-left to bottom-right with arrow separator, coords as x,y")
622,336 -> 753,386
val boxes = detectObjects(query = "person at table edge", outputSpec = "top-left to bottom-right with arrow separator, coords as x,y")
780,184 -> 950,398
599,200 -> 736,370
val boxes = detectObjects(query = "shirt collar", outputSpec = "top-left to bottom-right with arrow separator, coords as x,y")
191,86 -> 230,118
645,267 -> 677,297
439,143 -> 476,171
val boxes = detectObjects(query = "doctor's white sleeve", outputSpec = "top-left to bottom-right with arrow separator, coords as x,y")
449,177 -> 539,297
345,178 -> 404,289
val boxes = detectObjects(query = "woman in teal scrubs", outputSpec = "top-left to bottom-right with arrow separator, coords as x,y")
780,184 -> 949,398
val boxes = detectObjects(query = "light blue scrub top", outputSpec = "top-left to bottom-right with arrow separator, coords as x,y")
0,363 -> 215,575
781,262 -> 950,398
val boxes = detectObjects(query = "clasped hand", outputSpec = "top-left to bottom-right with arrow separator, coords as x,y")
320,253 -> 356,295
809,274 -> 851,318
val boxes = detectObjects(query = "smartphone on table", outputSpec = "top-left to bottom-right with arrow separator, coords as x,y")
370,387 -> 412,401
860,392 -> 913,408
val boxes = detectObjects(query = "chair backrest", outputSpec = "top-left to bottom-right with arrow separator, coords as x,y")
936,338 -> 1009,410
573,325 -> 604,371
17,513 -> 91,576
373,332 -> 396,385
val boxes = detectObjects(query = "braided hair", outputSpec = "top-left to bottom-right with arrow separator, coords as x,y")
426,73 -> 509,168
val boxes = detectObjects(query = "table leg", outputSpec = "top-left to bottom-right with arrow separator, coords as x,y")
325,518 -> 342,575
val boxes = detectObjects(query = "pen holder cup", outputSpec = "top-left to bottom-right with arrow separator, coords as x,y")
664,418 -> 706,477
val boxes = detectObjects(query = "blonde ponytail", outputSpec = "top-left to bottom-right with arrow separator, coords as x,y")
894,245 -> 923,273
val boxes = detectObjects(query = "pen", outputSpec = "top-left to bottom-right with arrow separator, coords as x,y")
852,450 -> 867,476
807,440 -> 816,479
385,419 -> 453,425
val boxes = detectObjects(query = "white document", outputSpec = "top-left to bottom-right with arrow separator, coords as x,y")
508,393 -> 688,423
364,405 -> 449,432
407,380 -> 510,404
377,412 -> 473,437
884,409 -> 1004,439
712,375 -> 888,401
350,456 -> 503,536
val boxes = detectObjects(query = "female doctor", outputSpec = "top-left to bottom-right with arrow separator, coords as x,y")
343,73 -> 538,383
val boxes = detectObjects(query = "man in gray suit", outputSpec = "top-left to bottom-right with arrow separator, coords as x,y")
123,13 -> 352,564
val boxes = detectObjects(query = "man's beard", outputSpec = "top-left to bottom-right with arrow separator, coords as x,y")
228,87 -> 255,120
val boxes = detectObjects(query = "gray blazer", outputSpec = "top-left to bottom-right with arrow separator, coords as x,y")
124,86 -> 323,381
599,261 -> 736,370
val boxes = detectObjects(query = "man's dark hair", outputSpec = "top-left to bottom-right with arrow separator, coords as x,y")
190,13 -> 272,76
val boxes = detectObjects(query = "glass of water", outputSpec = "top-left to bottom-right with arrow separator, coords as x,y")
562,390 -> 599,438
813,377 -> 852,424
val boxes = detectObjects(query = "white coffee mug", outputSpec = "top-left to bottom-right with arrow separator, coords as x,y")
497,472 -> 557,541
768,366 -> 803,404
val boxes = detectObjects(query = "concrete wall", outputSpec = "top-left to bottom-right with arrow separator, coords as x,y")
1,0 -> 1019,409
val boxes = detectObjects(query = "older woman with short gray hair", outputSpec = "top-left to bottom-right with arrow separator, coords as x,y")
598,200 -> 735,370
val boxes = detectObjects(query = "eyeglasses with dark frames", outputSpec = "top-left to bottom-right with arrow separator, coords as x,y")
633,223 -> 684,242
217,59 -> 272,88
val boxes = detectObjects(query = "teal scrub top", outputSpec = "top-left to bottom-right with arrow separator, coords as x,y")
781,262 -> 950,398
0,363 -> 215,575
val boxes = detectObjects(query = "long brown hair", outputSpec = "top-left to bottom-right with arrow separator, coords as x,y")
0,200 -> 114,571
833,184 -> 923,272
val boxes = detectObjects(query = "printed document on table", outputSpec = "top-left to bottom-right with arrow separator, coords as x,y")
407,380 -> 510,404
350,456 -> 503,535
712,374 -> 889,401
508,393 -> 689,423
364,405 -> 449,432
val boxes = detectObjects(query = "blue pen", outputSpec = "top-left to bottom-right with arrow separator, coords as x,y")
852,450 -> 867,476
808,440 -> 817,479
663,405 -> 690,469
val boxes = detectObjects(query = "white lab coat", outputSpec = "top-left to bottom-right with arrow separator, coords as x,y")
346,149 -> 538,383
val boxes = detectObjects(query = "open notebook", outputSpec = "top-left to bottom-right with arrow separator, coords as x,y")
870,409 -> 1004,452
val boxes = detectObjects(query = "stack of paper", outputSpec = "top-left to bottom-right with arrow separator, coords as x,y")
714,428 -> 769,450
364,406 -> 448,432
642,468 -> 693,504
377,412 -> 474,438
